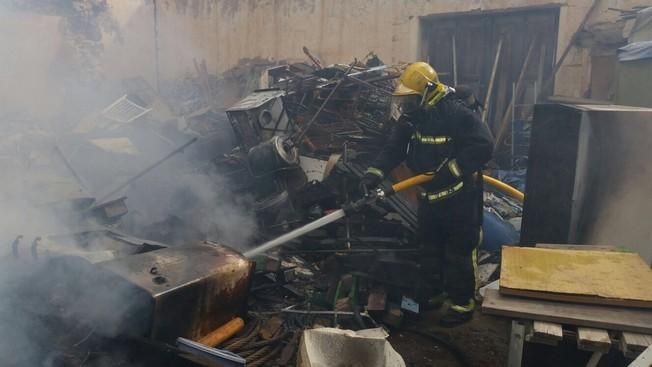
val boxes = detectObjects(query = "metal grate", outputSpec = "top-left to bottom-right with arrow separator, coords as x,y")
101,95 -> 151,123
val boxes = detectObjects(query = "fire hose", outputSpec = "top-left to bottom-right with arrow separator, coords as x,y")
243,167 -> 524,258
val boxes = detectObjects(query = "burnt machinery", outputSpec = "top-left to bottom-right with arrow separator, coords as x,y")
41,241 -> 253,342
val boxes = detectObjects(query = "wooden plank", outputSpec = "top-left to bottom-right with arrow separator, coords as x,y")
621,332 -> 652,359
586,352 -> 604,367
577,327 -> 612,353
494,38 -> 537,153
535,244 -> 620,252
533,321 -> 563,341
508,321 -> 525,367
482,38 -> 504,124
491,59 -> 509,134
482,289 -> 652,334
500,247 -> 652,308
527,321 -> 563,346
629,344 -> 652,367
501,289 -> 652,309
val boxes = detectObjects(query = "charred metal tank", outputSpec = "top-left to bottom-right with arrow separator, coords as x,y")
248,135 -> 299,177
248,136 -> 303,228
226,90 -> 305,229
41,242 -> 253,343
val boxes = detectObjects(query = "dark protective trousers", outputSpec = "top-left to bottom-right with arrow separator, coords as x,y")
418,200 -> 481,306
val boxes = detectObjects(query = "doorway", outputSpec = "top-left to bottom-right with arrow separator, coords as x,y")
420,7 -> 560,167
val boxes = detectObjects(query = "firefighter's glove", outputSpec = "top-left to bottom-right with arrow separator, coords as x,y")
360,167 -> 384,194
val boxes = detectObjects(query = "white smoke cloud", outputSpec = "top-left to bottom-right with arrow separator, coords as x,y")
0,1 -> 258,365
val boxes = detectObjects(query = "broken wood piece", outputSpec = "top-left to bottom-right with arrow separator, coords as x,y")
482,289 -> 652,334
629,344 -> 652,366
526,321 -> 562,346
621,332 -> 652,358
577,327 -> 612,353
533,321 -> 563,342
197,317 -> 245,348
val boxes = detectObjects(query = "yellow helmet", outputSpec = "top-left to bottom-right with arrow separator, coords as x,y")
394,62 -> 440,96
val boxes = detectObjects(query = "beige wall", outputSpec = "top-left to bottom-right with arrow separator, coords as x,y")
142,0 -> 650,97
0,11 -> 64,119
3,0 -> 652,120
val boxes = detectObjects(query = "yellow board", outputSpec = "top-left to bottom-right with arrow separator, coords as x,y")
500,246 -> 652,308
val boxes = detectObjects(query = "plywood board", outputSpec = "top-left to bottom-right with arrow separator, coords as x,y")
500,247 -> 652,308
482,289 -> 652,334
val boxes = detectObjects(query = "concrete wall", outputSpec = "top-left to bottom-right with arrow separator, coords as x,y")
144,0 -> 651,97
4,0 -> 652,120
0,11 -> 63,119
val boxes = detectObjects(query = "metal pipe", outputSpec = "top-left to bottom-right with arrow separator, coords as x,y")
283,248 -> 419,254
153,0 -> 161,93
452,34 -> 458,86
343,142 -> 351,249
344,75 -> 393,95
95,137 -> 198,204
281,305 -> 378,327
54,143 -> 88,190
290,64 -> 355,147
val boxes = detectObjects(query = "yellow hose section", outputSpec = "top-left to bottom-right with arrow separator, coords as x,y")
198,317 -> 245,347
390,173 -> 435,193
482,175 -> 524,202
390,173 -> 525,203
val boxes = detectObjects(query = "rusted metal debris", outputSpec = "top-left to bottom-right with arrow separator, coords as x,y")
43,241 -> 254,343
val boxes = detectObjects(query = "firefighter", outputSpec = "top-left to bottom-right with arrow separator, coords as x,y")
360,62 -> 494,327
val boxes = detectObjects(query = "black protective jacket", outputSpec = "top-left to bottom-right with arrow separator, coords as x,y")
371,94 -> 494,225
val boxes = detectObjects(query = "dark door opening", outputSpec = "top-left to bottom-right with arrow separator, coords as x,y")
420,7 -> 560,168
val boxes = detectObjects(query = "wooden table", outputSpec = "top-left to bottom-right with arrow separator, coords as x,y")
483,289 -> 652,367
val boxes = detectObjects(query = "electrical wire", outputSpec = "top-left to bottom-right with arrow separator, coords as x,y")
248,343 -> 284,367
223,319 -> 261,351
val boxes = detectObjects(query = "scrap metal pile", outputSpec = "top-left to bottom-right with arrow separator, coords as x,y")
222,55 -> 418,241
214,51 -> 523,360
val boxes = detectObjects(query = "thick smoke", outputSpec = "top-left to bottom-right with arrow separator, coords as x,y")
0,1 -> 257,366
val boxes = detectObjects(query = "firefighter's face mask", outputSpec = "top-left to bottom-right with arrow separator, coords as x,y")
394,95 -> 422,115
